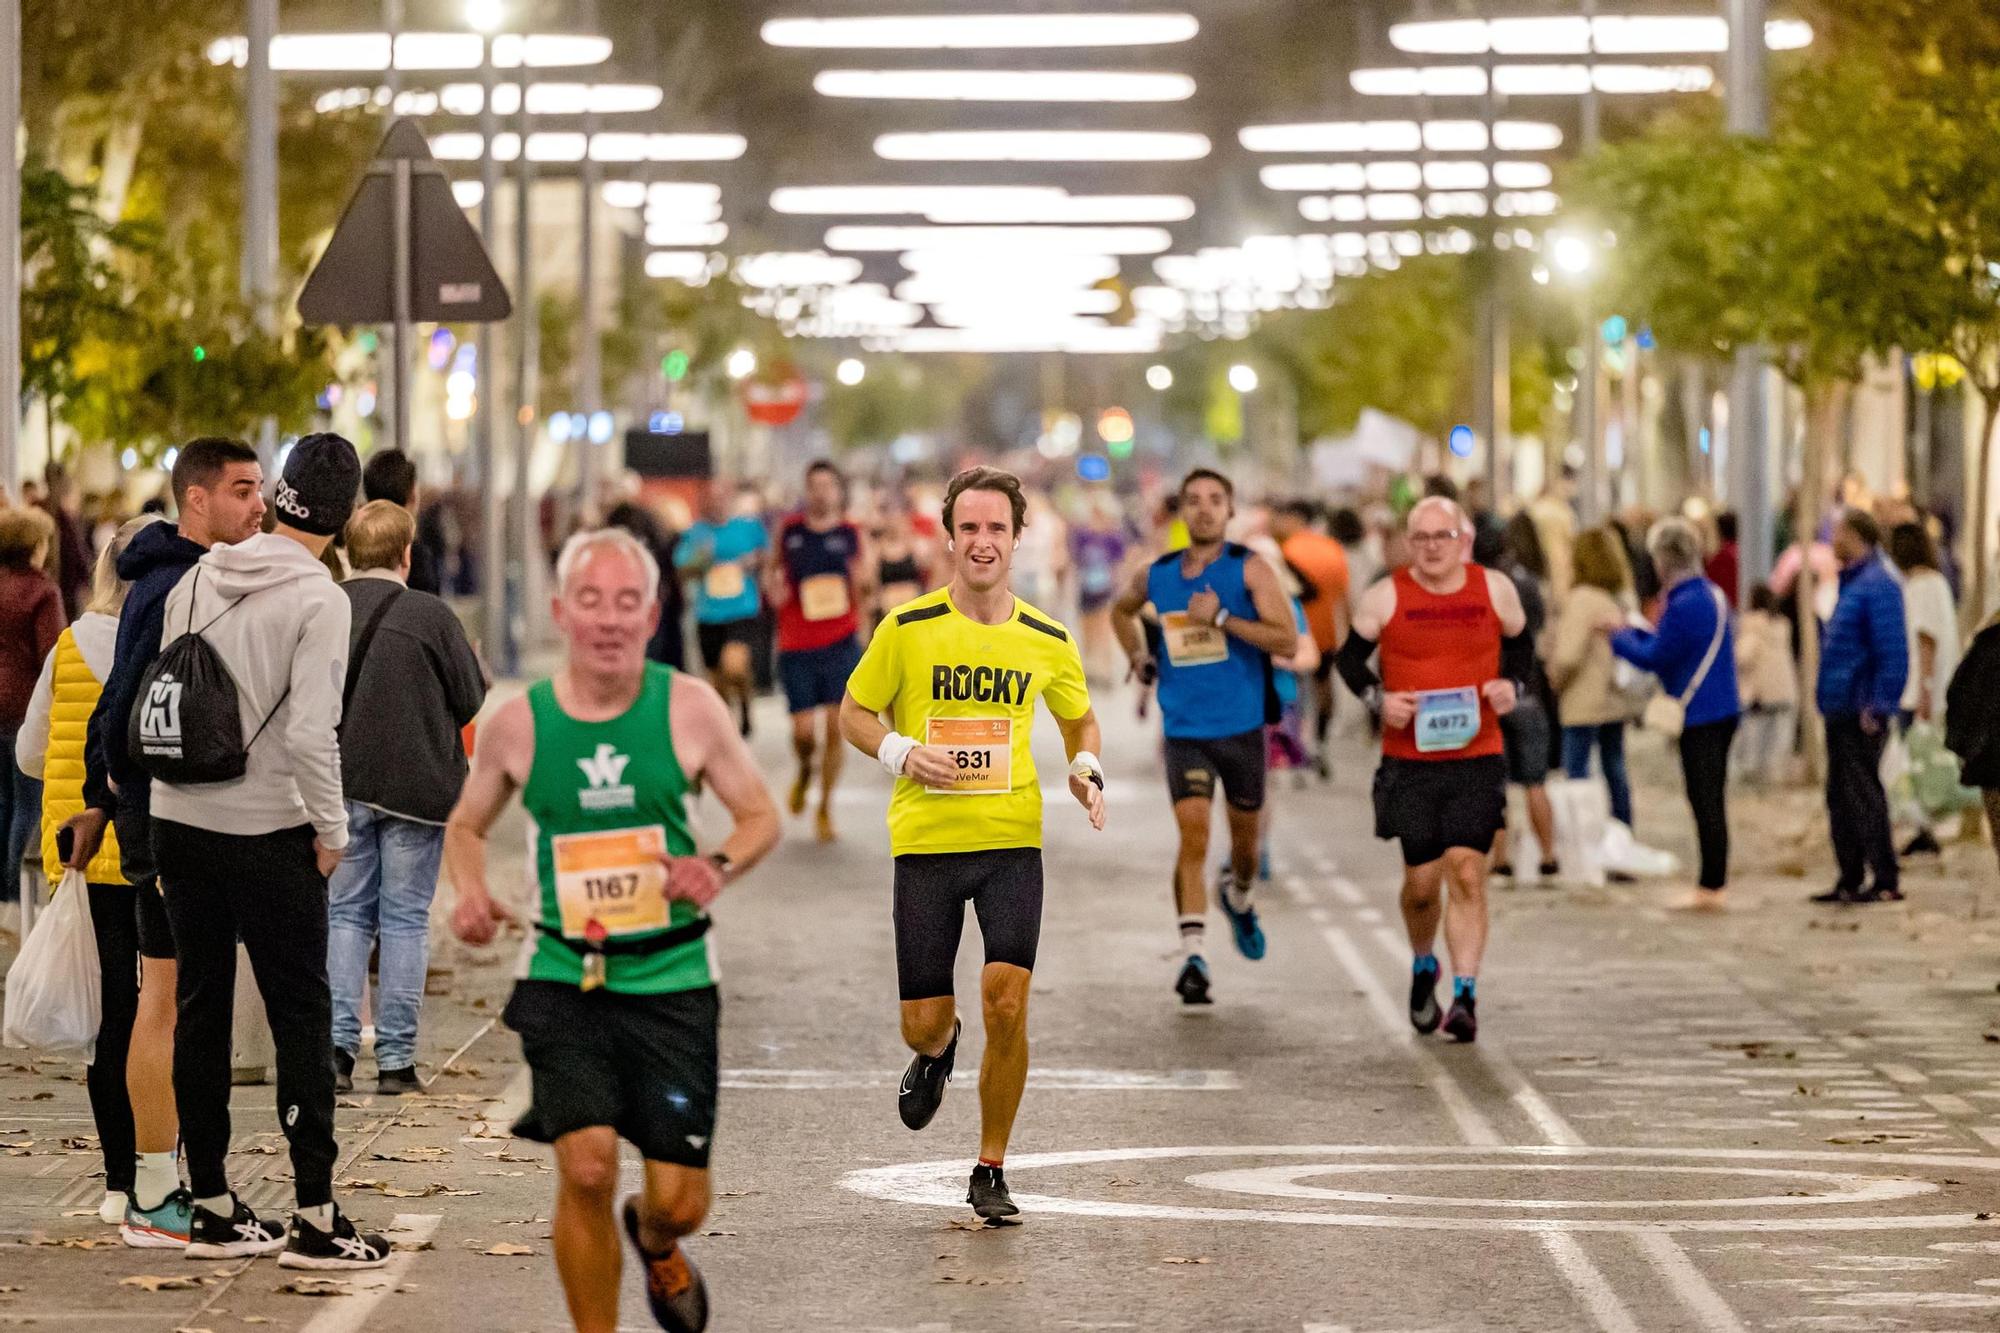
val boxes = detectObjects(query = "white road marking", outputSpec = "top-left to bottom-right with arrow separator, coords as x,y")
1632,1230 -> 1750,1332
296,1213 -> 443,1333
1327,876 -> 1367,907
1877,1063 -> 1929,1085
720,1068 -> 1241,1091
1540,1232 -> 1643,1333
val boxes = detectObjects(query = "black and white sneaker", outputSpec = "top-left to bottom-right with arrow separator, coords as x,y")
333,1048 -> 354,1094
897,1020 -> 959,1131
279,1206 -> 390,1270
966,1165 -> 1020,1221
1409,963 -> 1442,1035
184,1196 -> 286,1259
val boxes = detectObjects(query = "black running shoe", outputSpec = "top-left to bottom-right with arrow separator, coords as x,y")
1856,884 -> 1905,903
623,1197 -> 709,1332
376,1066 -> 420,1096
1174,955 -> 1213,1006
1810,883 -> 1865,904
898,1019 -> 959,1131
1409,964 -> 1442,1034
967,1165 -> 1020,1221
185,1195 -> 286,1259
278,1206 -> 389,1270
1902,829 -> 1942,857
1443,995 -> 1478,1043
333,1048 -> 354,1095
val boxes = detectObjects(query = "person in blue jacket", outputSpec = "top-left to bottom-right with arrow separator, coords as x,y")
1604,518 -> 1741,910
1811,508 -> 1909,905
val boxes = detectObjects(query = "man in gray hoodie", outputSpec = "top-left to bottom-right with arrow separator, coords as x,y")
150,433 -> 389,1271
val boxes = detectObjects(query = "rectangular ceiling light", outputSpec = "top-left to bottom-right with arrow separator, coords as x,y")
1260,163 -> 1369,192
827,224 -> 1173,254
899,251 -> 1123,284
891,325 -> 1163,354
645,221 -> 729,246
645,251 -> 712,281
434,134 -> 743,163
1351,64 -> 1714,97
772,185 -> 1066,215
436,83 -> 665,116
1493,161 -> 1554,189
762,14 -> 1199,49
645,199 -> 725,224
814,69 -> 1195,101
923,194 -> 1195,223
875,130 -> 1210,162
1363,161 -> 1422,191
213,32 -> 613,72
1389,15 -> 1811,56
1239,122 -> 1422,154
735,253 -> 867,288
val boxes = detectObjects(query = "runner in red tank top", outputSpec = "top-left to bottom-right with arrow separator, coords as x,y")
1334,497 -> 1532,1044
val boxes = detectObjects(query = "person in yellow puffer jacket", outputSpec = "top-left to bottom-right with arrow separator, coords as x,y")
15,515 -> 183,1233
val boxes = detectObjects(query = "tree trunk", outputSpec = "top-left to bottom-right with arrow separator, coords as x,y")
1964,387 -> 2000,641
1794,383 -> 1844,786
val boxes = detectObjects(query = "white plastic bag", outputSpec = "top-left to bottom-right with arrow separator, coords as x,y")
3,869 -> 100,1061
1599,818 -> 1682,880
1547,778 -> 1609,888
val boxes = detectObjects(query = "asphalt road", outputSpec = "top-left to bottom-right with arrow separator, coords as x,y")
4,684 -> 2000,1331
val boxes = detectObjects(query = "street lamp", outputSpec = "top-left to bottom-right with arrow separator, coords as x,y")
836,357 -> 865,386
1228,363 -> 1259,394
1146,363 -> 1173,391
726,347 -> 758,380
1548,229 -> 1597,279
1545,229 -> 1608,519
465,0 -> 503,33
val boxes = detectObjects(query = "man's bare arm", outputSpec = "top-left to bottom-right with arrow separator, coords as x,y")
444,697 -> 532,944
675,676 -> 781,879
1232,554 -> 1308,656
1055,707 -> 1107,831
1109,566 -> 1153,670
1486,568 -> 1529,638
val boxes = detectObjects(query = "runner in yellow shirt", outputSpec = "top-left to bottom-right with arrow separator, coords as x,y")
840,467 -> 1107,1222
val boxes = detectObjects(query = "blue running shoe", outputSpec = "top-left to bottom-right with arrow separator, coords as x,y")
121,1188 -> 193,1249
1216,868 -> 1266,961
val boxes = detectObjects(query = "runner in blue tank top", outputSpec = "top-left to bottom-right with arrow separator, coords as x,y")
1112,469 -> 1300,1006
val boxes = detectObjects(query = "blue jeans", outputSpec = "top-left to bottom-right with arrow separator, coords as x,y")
1562,722 -> 1634,827
1,724 -> 42,903
327,803 -> 445,1071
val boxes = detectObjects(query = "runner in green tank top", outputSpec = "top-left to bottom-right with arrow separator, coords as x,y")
446,529 -> 779,1333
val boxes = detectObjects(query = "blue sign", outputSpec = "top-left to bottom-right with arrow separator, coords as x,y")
1601,314 -> 1629,346
1448,424 -> 1476,458
1636,325 -> 1656,351
1077,453 -> 1111,482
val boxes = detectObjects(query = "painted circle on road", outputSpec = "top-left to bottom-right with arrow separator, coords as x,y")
841,1146 -> 2000,1233
1183,1162 -> 1937,1211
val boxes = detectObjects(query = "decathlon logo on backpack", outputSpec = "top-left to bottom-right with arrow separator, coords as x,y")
137,673 -> 185,758
577,743 -> 636,812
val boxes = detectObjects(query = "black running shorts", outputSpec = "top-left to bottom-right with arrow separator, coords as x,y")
1164,728 -> 1267,811
892,848 -> 1044,1001
696,617 -> 759,671
502,981 -> 720,1168
1372,754 -> 1508,867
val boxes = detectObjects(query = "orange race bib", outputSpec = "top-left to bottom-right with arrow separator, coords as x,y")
704,563 -> 746,601
551,826 -> 670,938
799,572 -> 851,622
1162,611 -> 1228,666
925,717 -> 1013,795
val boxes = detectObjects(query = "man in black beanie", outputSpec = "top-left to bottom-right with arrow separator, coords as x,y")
150,432 -> 392,1270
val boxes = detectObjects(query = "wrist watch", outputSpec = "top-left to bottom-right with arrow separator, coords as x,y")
1213,607 -> 1232,629
706,852 -> 734,881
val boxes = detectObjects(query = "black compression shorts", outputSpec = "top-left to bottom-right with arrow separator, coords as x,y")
502,981 -> 720,1168
1373,754 -> 1508,867
696,618 -> 759,671
1164,728 -> 1267,811
892,848 -> 1043,1001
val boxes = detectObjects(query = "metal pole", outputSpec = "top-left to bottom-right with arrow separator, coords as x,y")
577,107 -> 601,524
378,0 -> 403,451
512,60 -> 537,668
476,36 -> 506,665
1727,0 -> 1772,599
0,0 -> 21,498
1580,299 -> 1602,523
1478,58 -> 1507,499
244,0 -> 280,467
392,156 -> 413,454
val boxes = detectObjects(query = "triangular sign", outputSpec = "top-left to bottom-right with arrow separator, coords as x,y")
298,118 -> 512,326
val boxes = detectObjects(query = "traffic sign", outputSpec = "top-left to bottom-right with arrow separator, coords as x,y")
742,371 -> 809,426
298,119 -> 512,326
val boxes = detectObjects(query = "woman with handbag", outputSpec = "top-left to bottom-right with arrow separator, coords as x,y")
1600,518 -> 1741,910
14,516 -> 182,1231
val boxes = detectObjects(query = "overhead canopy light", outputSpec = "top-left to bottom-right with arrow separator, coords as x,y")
925,194 -> 1194,224
890,325 -> 1163,354
1350,64 -> 1714,97
929,290 -> 1124,324
645,221 -> 729,247
207,32 -> 613,72
1240,120 -> 1562,153
813,69 -> 1195,101
900,251 -> 1123,284
436,82 -> 665,116
1387,15 -> 1812,56
1260,163 -> 1369,192
825,224 -> 1173,254
761,13 -> 1199,50
776,186 -> 1194,224
645,251 -> 713,281
735,252 -> 866,288
605,181 -> 724,211
451,180 -> 484,208
432,133 -> 745,163
876,130 -> 1210,162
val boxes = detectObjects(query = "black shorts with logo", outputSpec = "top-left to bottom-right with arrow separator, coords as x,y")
892,848 -> 1043,1001
502,981 -> 720,1168
1164,728 -> 1267,811
1373,754 -> 1508,867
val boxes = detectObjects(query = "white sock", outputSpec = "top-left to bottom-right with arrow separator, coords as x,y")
99,1190 -> 130,1225
1222,873 -> 1252,914
1179,917 -> 1206,959
133,1151 -> 179,1211
196,1193 -> 234,1220
299,1203 -> 335,1231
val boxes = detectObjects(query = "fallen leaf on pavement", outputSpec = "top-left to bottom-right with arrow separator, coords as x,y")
699,1230 -> 736,1237
1163,1257 -> 1212,1265
942,1219 -> 989,1232
934,1273 -> 1018,1286
278,1278 -> 350,1297
483,1242 -> 534,1256
1107,1178 -> 1140,1187
26,1233 -> 117,1249
120,1274 -> 202,1292
242,1319 -> 272,1325
0,1285 -> 21,1293
392,1239 -> 434,1251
